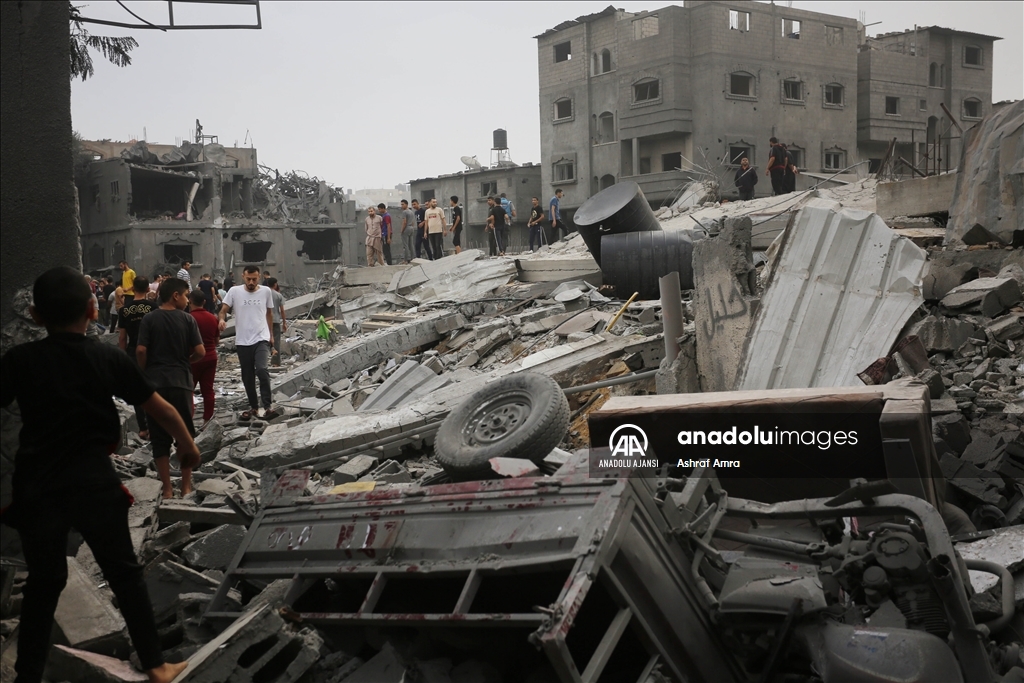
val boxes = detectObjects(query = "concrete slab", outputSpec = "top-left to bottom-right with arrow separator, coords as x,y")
957,525 -> 1024,593
181,525 -> 247,571
359,360 -> 451,412
145,561 -> 221,623
46,645 -> 146,683
341,264 -> 410,286
53,557 -> 127,655
877,173 -> 957,219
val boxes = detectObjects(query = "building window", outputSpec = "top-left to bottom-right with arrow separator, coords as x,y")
593,49 -> 612,75
824,149 -> 845,172
782,18 -> 801,39
420,189 -> 435,203
727,143 -> 753,166
163,244 -> 193,265
786,146 -> 803,169
662,152 -> 683,172
110,180 -> 120,201
824,83 -> 844,107
638,157 -> 652,175
783,79 -> 804,102
553,160 -> 575,183
598,112 -> 615,143
825,25 -> 843,45
885,96 -> 900,115
242,241 -> 272,262
729,10 -> 750,31
91,184 -> 101,209
919,99 -> 928,111
929,63 -> 939,86
729,72 -> 755,98
554,41 -> 571,63
964,45 -> 982,67
633,14 -> 659,40
480,181 -> 497,197
963,98 -> 982,119
633,79 -> 660,103
112,241 -> 126,264
554,98 -> 573,121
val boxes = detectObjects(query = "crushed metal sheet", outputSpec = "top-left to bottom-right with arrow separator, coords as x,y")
737,200 -> 927,390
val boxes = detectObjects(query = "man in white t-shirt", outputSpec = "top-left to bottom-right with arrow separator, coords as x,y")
218,265 -> 277,420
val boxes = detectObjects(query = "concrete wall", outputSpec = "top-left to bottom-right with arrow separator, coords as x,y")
1,2 -> 80,329
876,172 -> 958,219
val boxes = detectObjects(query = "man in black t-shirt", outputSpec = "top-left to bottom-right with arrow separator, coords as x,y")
137,278 -> 205,499
1,267 -> 196,683
486,196 -> 508,256
119,276 -> 154,437
527,196 -> 546,252
196,273 -> 218,313
765,137 -> 788,196
449,196 -> 463,254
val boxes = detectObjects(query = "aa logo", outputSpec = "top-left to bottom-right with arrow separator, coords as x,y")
609,424 -> 648,458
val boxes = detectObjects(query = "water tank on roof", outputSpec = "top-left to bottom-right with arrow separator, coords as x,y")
493,129 -> 508,150
573,181 -> 661,266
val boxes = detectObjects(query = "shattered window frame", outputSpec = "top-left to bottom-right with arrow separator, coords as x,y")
782,79 -> 805,103
553,41 -> 572,63
729,10 -> 750,31
727,144 -> 753,167
823,83 -> 844,108
480,181 -> 497,197
782,18 -> 801,39
632,79 -> 661,105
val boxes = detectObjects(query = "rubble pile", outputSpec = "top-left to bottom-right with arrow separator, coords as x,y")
252,165 -> 345,223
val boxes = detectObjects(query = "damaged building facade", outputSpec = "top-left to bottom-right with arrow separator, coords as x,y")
537,2 -> 997,220
77,139 -> 363,287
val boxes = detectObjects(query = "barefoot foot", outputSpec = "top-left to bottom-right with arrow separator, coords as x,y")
147,660 -> 188,683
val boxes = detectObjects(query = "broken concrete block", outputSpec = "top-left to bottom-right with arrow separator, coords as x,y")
332,454 -> 379,484
196,478 -> 235,497
145,560 -> 221,623
916,369 -> 945,399
939,455 -> 1007,509
194,420 -> 224,461
941,277 -> 1022,317
961,433 -> 1001,469
53,557 -> 127,656
344,642 -> 407,683
46,645 -> 146,683
359,459 -> 413,484
140,521 -> 192,563
176,605 -> 323,683
985,313 -> 1024,342
932,413 -> 972,455
908,315 -> 977,353
960,223 -> 1005,246
472,327 -> 512,358
455,351 -> 479,368
181,524 -> 247,571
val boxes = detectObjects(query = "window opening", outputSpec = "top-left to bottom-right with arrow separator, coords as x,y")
824,84 -> 843,105
662,152 -> 682,172
480,181 -> 497,196
241,241 -> 272,262
420,189 -> 435,203
554,160 -> 575,182
782,18 -> 801,39
599,174 -> 616,190
729,10 -> 750,31
601,49 -> 612,73
919,99 -> 928,111
110,180 -> 120,201
555,99 -> 573,120
163,244 -> 193,265
634,79 -> 660,103
963,99 -> 981,118
825,25 -> 843,45
885,97 -> 900,115
638,157 -> 651,175
728,145 -> 751,166
598,112 -> 615,143
633,15 -> 659,39
824,150 -> 845,171
296,229 -> 341,261
964,45 -> 982,66
554,41 -> 571,63
730,73 -> 754,97
783,80 -> 803,101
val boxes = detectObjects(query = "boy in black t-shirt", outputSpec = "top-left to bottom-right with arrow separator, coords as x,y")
119,275 -> 154,437
1,267 -> 197,683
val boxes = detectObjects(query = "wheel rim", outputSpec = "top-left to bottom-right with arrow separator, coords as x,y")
463,391 -> 532,446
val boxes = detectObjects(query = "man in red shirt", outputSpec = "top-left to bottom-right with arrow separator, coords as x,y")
189,290 -> 220,424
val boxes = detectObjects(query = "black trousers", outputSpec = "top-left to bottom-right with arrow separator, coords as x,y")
739,188 -> 754,201
147,386 -> 195,459
415,231 -> 433,260
14,481 -> 164,682
382,241 -> 393,265
784,171 -> 797,194
770,169 -> 787,195
428,233 -> 444,259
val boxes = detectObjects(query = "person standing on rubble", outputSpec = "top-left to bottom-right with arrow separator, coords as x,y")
176,261 -> 192,290
219,266 -> 278,421
196,273 -> 218,313
1,267 -> 197,683
118,259 -> 136,298
528,196 -> 546,251
267,277 -> 287,365
450,196 -> 463,255
377,203 -> 394,265
549,189 -> 565,242
111,281 -> 125,334
400,199 -> 416,262
765,137 -> 788,196
137,278 -> 204,499
425,197 -> 447,259
783,144 -> 799,194
486,196 -> 508,256
413,199 -> 432,260
734,158 -> 758,200
364,206 -> 386,267
119,276 -> 154,439
188,290 -> 220,425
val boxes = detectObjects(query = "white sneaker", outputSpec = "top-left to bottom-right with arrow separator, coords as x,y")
255,407 -> 266,419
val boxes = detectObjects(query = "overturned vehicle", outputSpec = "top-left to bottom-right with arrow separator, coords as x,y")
200,375 -> 1021,683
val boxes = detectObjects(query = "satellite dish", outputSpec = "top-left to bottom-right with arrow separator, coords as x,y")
461,155 -> 482,171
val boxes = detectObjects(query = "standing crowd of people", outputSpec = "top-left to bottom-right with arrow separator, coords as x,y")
733,136 -> 800,200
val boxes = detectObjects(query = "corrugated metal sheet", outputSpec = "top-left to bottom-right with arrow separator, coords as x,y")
737,200 -> 926,389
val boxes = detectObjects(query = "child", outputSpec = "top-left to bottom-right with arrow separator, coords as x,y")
0,267 -> 197,683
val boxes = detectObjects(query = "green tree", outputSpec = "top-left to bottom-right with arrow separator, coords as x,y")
69,3 -> 138,81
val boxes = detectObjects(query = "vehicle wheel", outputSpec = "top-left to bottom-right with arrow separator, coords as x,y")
434,372 -> 570,477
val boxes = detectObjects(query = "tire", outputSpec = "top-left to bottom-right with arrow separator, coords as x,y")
434,372 -> 570,478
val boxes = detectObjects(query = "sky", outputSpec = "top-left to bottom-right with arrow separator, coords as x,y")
70,1 -> 1023,192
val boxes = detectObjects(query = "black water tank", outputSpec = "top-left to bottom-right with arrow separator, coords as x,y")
573,181 -> 660,267
600,231 -> 694,298
493,129 -> 508,150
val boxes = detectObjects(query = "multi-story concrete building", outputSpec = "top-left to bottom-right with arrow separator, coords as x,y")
76,139 -> 363,288
409,163 -> 542,254
536,2 -> 998,220
858,26 -> 999,174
